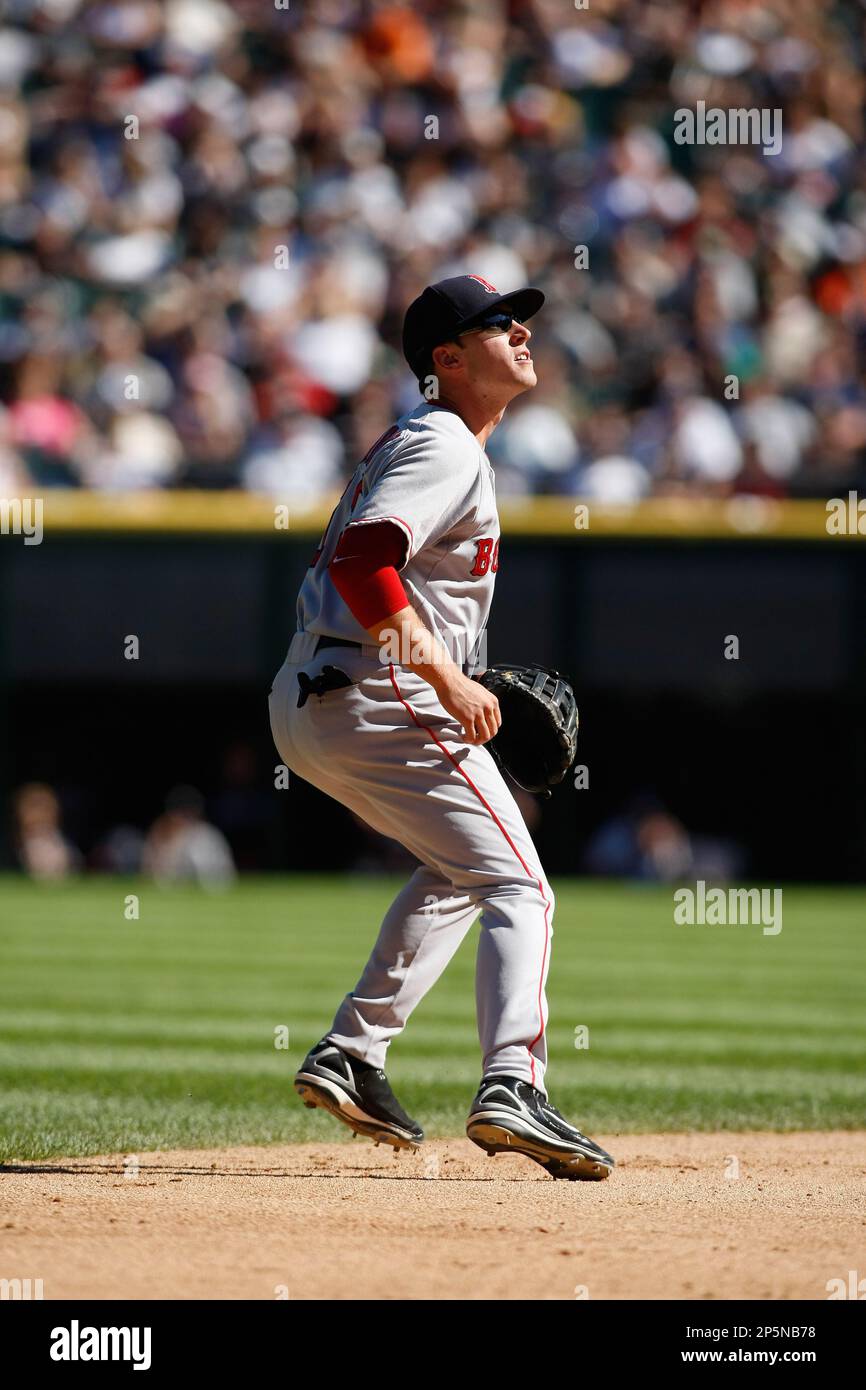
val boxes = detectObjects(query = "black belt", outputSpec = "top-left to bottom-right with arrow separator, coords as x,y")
313,635 -> 362,656
298,635 -> 360,708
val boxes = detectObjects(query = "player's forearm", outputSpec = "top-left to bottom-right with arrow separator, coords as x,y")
365,605 -> 461,694
366,605 -> 500,744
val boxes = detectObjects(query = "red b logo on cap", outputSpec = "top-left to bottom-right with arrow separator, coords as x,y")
467,275 -> 498,293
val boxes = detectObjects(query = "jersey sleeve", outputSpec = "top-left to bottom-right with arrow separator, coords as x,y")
346,422 -> 481,567
328,520 -> 409,627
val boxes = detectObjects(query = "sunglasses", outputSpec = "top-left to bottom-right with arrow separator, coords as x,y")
460,312 -> 522,337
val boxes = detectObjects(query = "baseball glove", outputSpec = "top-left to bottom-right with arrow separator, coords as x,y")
474,664 -> 578,795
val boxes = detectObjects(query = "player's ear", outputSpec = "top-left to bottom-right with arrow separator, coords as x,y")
432,341 -> 462,373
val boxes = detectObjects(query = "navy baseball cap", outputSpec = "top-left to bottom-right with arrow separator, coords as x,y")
402,274 -> 545,380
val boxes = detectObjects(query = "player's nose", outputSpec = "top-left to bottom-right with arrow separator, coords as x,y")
512,321 -> 531,346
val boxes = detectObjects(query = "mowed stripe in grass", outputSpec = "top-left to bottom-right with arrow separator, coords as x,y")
0,875 -> 864,1159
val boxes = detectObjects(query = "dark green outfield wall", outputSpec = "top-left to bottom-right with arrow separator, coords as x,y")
1,533 -> 864,880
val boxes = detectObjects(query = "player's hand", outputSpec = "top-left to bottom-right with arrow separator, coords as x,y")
434,669 -> 501,745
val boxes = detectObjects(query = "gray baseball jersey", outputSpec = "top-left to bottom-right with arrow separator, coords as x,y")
297,402 -> 500,668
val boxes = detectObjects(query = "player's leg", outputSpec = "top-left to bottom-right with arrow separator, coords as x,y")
327,864 -> 479,1068
272,732 -> 481,1069
288,685 -> 612,1179
271,669 -> 480,1068
272,659 -> 556,1095
291,801 -> 477,1147
381,666 -> 555,1093
271,664 -> 479,1147
287,786 -> 453,1150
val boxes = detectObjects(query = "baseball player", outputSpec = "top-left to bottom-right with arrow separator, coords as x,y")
269,275 -> 614,1180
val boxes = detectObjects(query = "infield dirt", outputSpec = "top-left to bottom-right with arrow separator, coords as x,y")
3,1131 -> 864,1301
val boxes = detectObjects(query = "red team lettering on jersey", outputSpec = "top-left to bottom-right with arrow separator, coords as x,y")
471,537 -> 499,576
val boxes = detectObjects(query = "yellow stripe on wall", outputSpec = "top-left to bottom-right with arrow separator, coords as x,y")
16,490 -> 866,541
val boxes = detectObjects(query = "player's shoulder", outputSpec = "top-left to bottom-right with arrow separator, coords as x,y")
394,403 -> 480,466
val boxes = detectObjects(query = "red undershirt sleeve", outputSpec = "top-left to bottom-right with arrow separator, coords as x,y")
328,519 -> 409,629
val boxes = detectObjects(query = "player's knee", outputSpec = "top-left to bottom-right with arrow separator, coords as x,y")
478,871 -> 552,916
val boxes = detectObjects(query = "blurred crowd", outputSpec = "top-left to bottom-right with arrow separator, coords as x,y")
582,794 -> 744,883
1,0 -> 866,503
12,777 -> 745,885
13,780 -> 237,887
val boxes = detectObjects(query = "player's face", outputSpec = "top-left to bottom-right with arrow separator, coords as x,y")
452,311 -> 536,396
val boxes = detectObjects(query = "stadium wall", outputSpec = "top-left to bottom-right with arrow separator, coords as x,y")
2,496 -> 864,880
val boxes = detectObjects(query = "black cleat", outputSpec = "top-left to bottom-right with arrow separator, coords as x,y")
294,1038 -> 424,1151
466,1075 -> 614,1181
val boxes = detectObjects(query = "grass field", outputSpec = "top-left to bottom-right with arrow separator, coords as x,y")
1,874 -> 864,1161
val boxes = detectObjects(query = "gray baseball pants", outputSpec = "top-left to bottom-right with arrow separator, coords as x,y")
268,632 -> 554,1093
